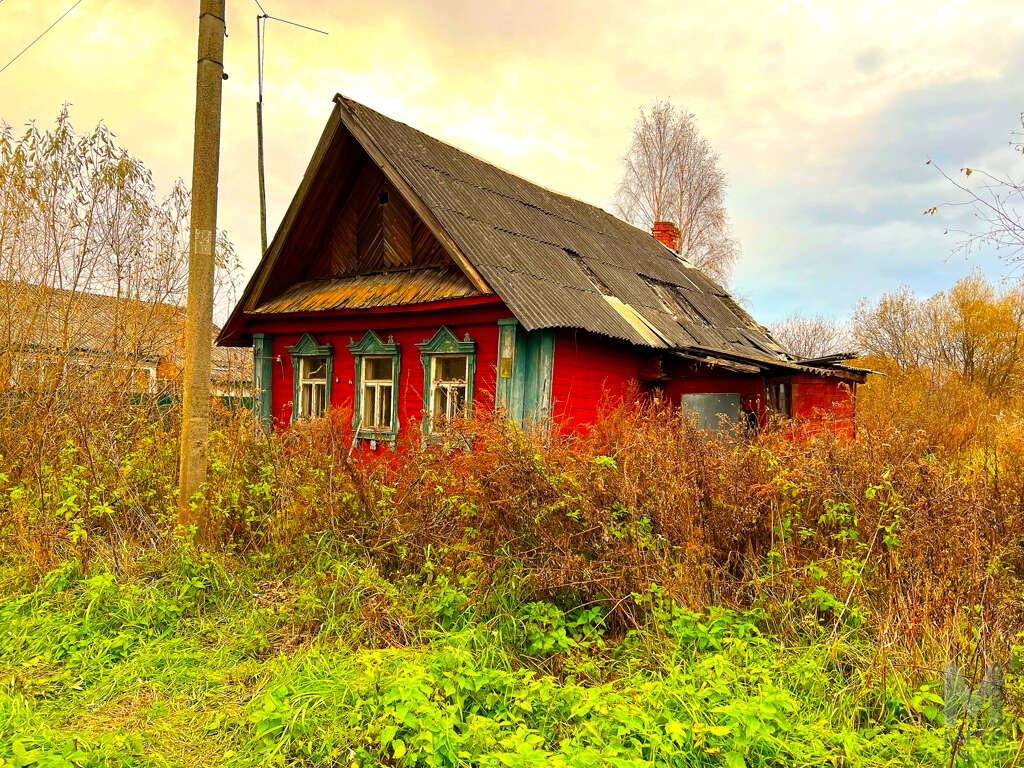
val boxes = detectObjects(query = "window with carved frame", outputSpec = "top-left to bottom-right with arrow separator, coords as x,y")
288,333 -> 334,422
348,331 -> 400,440
417,327 -> 476,435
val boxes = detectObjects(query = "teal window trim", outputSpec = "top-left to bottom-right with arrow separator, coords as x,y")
348,330 -> 401,441
287,332 -> 334,423
252,332 -> 273,428
417,326 -> 477,435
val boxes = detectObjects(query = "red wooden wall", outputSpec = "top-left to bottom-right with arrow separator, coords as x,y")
548,331 -> 856,436
248,298 -> 509,431
550,331 -> 770,427
250,301 -> 857,440
550,329 -> 650,429
789,375 -> 856,438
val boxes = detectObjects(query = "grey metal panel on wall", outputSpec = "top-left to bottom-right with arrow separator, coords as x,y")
681,393 -> 742,431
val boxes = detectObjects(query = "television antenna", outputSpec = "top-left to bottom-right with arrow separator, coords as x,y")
253,1 -> 327,254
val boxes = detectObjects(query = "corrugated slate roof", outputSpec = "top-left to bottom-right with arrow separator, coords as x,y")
253,266 -> 479,314
222,96 -> 868,377
337,96 -> 791,361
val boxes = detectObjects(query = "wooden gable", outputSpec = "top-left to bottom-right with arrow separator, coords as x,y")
222,103 -> 490,345
304,163 -> 449,282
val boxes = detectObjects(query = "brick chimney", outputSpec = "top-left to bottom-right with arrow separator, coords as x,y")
652,221 -> 680,252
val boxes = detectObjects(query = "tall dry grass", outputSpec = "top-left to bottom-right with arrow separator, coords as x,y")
2,385 -> 1023,687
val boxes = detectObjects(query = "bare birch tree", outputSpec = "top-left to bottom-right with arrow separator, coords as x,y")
615,100 -> 739,285
769,314 -> 854,359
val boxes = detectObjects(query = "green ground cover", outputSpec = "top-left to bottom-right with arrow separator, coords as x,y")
0,546 -> 1013,768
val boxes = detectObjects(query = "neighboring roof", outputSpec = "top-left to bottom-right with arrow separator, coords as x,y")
222,95 -> 861,380
209,344 -> 253,383
254,266 -> 479,314
0,282 -> 186,360
0,282 -> 250,382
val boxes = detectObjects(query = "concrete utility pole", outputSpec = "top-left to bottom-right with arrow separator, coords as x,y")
179,0 -> 226,535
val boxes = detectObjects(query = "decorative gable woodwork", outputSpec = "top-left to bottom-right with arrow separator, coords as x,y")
304,162 -> 448,282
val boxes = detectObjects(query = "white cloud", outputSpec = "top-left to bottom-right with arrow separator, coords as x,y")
1,0 -> 1022,324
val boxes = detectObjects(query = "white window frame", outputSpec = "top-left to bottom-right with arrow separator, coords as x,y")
428,354 -> 469,433
296,355 -> 329,420
417,327 -> 477,437
348,331 -> 400,440
361,355 -> 395,432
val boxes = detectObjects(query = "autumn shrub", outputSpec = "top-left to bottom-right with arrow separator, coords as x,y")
4,389 -> 1024,687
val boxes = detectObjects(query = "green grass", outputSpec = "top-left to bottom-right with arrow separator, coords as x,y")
0,547 -> 1015,767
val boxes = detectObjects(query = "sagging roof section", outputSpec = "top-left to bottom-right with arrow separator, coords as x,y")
221,95 -> 862,379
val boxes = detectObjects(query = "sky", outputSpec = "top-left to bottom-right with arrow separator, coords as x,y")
1,0 -> 1022,324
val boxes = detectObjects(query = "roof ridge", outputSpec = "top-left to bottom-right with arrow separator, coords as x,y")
335,94 -> 666,249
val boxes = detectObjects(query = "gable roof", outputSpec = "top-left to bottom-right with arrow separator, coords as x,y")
221,95 -> 865,379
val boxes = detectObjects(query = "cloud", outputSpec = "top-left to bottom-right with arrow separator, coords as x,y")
854,47 -> 885,74
728,43 -> 1024,322
1,0 -> 1022,329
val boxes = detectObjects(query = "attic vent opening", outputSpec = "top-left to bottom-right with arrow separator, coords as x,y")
378,191 -> 389,205
563,248 -> 611,297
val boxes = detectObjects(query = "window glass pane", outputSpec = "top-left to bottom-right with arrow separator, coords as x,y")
436,355 -> 466,382
380,384 -> 392,427
433,386 -> 449,422
365,356 -> 393,381
300,382 -> 313,417
302,356 -> 327,380
314,383 -> 326,416
363,384 -> 376,426
769,383 -> 791,417
450,385 -> 466,417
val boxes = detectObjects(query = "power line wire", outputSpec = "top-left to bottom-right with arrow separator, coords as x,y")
264,14 -> 327,35
0,0 -> 85,76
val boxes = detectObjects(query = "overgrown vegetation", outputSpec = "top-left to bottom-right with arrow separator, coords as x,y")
2,387 -> 1023,765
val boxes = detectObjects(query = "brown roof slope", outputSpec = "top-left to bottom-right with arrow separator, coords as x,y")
337,96 -> 791,361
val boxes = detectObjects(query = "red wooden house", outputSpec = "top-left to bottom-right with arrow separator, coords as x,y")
218,95 -> 867,442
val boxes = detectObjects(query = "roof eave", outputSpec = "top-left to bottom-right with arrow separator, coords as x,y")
676,345 -> 870,382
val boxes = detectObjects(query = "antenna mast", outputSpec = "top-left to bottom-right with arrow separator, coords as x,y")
253,3 -> 327,255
